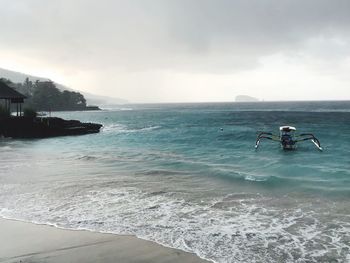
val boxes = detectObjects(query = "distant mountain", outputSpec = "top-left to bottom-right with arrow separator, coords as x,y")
0,68 -> 128,105
235,95 -> 259,102
81,92 -> 128,106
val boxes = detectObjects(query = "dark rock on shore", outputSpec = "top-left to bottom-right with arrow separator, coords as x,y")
0,117 -> 102,138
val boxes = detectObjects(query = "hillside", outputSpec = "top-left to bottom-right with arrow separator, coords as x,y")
0,68 -> 128,105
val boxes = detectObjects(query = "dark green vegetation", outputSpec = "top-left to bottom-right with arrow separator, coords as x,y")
0,78 -> 99,111
23,108 -> 37,118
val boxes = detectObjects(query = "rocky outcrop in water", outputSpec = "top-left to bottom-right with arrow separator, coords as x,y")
0,117 -> 102,138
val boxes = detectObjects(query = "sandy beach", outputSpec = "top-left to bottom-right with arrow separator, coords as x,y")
0,218 -> 209,263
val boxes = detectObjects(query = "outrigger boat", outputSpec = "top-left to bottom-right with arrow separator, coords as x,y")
255,126 -> 322,151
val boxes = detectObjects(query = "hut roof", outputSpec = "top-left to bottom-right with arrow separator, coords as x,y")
0,80 -> 27,99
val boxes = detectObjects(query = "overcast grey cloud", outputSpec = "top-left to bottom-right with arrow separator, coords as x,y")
0,0 -> 349,102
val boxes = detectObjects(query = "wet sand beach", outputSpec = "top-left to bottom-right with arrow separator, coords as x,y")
0,218 -> 209,263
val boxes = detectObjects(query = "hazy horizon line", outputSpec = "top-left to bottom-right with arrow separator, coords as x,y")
122,99 -> 350,105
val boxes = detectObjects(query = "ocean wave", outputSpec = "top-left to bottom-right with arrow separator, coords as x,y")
0,182 -> 349,263
0,146 -> 12,150
138,169 -> 189,176
76,155 -> 99,161
102,107 -> 133,111
102,124 -> 161,133
244,175 -> 267,182
118,107 -> 133,111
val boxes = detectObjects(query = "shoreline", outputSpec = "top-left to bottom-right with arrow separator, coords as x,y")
0,218 -> 210,263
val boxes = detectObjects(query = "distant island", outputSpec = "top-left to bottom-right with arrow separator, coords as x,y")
235,95 -> 259,102
0,78 -> 99,111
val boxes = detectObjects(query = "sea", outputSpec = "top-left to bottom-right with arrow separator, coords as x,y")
0,101 -> 349,262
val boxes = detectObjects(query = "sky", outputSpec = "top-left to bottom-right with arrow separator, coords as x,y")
0,0 -> 349,103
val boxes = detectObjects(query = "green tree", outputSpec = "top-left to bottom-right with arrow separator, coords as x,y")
23,77 -> 34,96
4,79 -> 89,111
32,81 -> 62,111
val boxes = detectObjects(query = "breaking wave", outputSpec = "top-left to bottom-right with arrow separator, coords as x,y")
0,182 -> 349,263
103,124 -> 161,133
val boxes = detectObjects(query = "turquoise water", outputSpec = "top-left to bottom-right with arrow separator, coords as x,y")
0,101 -> 350,262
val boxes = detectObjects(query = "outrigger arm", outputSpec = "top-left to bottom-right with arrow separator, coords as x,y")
255,132 -> 280,149
295,133 -> 323,151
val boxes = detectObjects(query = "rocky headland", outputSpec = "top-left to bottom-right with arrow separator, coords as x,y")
0,117 -> 102,139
